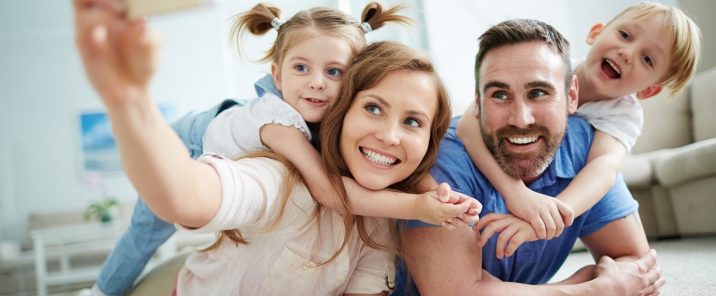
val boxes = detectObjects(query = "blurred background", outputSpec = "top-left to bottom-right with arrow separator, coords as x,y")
1,0 -> 714,295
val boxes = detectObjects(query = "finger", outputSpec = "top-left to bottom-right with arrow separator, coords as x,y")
437,183 -> 451,203
550,204 -> 564,238
504,228 -> 530,257
480,218 -> 511,247
531,215 -> 547,239
556,199 -> 575,227
543,210 -> 557,239
495,224 -> 519,259
475,213 -> 506,231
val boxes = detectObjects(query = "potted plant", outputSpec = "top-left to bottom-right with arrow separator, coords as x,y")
82,172 -> 120,224
84,197 -> 119,223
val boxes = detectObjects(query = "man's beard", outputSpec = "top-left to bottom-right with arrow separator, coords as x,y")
481,124 -> 564,179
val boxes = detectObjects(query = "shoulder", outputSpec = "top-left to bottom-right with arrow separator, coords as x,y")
432,118 -> 488,200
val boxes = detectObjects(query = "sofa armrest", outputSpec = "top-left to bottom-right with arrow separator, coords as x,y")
654,138 -> 716,187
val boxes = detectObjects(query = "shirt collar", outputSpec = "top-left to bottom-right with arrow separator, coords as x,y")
254,74 -> 281,97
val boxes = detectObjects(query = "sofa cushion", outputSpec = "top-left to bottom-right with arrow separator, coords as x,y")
632,90 -> 692,154
654,138 -> 716,187
690,67 -> 716,142
622,155 -> 653,188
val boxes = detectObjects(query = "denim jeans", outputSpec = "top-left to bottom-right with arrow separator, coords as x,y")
95,99 -> 241,296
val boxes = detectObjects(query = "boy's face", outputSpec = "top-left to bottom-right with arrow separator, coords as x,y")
583,12 -> 674,99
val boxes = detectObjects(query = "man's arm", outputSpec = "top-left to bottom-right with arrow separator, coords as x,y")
581,212 -> 650,261
402,227 -> 594,295
401,223 -> 661,295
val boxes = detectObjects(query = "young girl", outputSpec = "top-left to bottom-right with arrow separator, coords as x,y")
460,2 -> 701,258
203,2 -> 479,227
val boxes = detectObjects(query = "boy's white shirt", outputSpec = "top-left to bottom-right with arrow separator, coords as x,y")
572,59 -> 644,151
202,92 -> 311,159
576,94 -> 643,151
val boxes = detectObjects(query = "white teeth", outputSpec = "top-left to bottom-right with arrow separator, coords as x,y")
508,136 -> 538,144
361,148 -> 397,166
606,59 -> 621,74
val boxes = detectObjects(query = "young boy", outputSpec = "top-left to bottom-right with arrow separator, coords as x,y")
459,1 -> 701,258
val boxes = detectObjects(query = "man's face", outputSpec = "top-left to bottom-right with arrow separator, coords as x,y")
477,41 -> 578,183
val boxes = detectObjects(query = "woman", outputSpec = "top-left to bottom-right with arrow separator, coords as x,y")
73,2 -> 457,291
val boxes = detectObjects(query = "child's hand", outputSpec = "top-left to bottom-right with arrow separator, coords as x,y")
74,0 -> 160,106
474,213 -> 538,259
417,183 -> 481,230
504,189 -> 574,240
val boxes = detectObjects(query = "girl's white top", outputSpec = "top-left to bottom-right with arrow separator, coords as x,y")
202,93 -> 311,159
176,155 -> 395,295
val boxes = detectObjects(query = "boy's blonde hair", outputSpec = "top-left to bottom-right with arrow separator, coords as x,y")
606,2 -> 701,97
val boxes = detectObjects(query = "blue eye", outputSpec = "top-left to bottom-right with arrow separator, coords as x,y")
528,89 -> 547,99
404,117 -> 422,128
364,103 -> 381,115
294,64 -> 309,72
326,68 -> 343,78
492,91 -> 509,100
642,55 -> 654,67
619,30 -> 630,40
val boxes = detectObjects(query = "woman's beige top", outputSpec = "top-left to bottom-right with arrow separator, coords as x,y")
176,155 -> 395,295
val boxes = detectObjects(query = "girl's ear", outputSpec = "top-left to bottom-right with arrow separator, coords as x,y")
636,84 -> 663,100
586,23 -> 605,45
271,62 -> 281,90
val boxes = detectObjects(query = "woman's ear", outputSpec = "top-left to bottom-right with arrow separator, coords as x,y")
636,84 -> 663,100
271,62 -> 281,90
586,23 -> 605,45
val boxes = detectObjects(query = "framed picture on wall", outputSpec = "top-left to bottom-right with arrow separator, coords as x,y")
79,104 -> 176,173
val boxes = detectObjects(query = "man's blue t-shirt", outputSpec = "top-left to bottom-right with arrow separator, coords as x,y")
401,115 -> 638,287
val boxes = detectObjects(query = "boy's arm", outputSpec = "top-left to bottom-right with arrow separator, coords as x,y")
557,131 -> 626,215
457,105 -> 573,239
261,124 -> 477,225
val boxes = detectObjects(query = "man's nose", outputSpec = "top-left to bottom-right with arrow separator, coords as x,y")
507,100 -> 535,128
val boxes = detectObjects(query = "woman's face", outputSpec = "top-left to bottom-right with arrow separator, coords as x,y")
340,71 -> 438,190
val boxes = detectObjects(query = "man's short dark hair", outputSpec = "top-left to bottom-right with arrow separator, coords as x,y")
474,19 -> 572,97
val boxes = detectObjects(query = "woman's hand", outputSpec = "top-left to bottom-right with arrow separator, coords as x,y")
73,0 -> 160,107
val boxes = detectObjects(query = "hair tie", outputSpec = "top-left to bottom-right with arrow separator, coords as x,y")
271,18 -> 284,31
360,22 -> 372,33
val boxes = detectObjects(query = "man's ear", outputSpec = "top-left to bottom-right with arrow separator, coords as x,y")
636,84 -> 663,100
271,62 -> 281,90
474,93 -> 481,118
586,23 -> 605,45
567,74 -> 579,114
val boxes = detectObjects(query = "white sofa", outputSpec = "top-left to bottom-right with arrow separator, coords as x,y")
623,66 -> 716,238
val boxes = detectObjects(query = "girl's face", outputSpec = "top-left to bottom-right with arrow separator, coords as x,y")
272,34 -> 353,123
340,71 -> 438,190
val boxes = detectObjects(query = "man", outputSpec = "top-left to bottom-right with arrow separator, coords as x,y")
399,19 -> 663,295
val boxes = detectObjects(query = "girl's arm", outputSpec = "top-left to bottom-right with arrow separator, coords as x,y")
261,124 -> 478,226
456,104 -> 573,239
73,0 -> 220,228
556,131 -> 626,215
